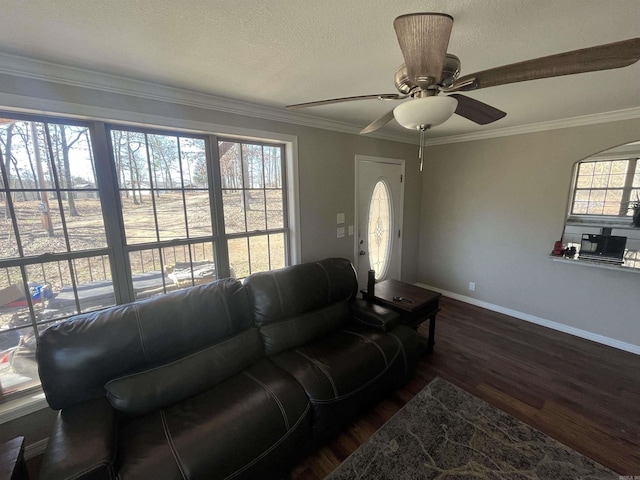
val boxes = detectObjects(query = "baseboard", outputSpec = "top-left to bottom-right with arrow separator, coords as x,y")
25,437 -> 48,459
416,283 -> 640,356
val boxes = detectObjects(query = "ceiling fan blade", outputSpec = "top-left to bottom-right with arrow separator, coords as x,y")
393,13 -> 453,89
286,94 -> 405,109
449,38 -> 640,91
360,109 -> 396,134
449,94 -> 506,125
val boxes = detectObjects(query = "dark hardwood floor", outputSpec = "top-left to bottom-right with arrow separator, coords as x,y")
288,296 -> 640,479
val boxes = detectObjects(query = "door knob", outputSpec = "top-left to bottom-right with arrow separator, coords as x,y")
359,250 -> 366,256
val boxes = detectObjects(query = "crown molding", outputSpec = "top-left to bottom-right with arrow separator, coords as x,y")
1,52 -> 638,148
0,52 -> 417,145
424,107 -> 640,146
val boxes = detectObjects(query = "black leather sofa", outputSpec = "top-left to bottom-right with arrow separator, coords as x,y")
36,258 -> 420,480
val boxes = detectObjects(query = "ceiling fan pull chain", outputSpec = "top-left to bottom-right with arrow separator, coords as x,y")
419,126 -> 429,172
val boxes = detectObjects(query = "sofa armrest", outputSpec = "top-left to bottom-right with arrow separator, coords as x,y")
350,298 -> 401,332
39,397 -> 117,480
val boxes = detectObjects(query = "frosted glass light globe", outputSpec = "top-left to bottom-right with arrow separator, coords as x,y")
393,96 -> 458,130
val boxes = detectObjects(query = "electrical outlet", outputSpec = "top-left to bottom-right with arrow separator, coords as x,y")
337,227 -> 345,238
469,282 -> 476,292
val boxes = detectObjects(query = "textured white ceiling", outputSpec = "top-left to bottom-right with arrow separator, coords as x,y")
0,0 -> 639,139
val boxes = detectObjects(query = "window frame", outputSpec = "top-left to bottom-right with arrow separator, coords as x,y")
218,137 -> 290,279
105,125 -> 225,303
1,116 -> 115,400
568,155 -> 640,223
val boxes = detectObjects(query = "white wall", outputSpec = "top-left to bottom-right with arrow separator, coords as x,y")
419,118 -> 640,349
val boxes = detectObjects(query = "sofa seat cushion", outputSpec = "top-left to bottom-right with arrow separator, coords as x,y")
272,323 -> 415,402
270,323 -> 418,441
116,359 -> 311,480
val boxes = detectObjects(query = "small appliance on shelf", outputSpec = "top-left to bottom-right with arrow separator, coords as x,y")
578,234 -> 627,265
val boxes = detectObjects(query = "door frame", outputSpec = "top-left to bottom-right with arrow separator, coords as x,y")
354,155 -> 405,281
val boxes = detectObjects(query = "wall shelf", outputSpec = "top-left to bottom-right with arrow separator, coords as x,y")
549,256 -> 640,274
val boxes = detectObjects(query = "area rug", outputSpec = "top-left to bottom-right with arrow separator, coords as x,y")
326,377 -> 618,479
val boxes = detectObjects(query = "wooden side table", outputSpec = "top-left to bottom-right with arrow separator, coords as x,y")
363,279 -> 441,353
0,436 -> 29,480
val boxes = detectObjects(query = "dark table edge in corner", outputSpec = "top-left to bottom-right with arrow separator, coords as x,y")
0,436 -> 29,480
361,279 -> 441,354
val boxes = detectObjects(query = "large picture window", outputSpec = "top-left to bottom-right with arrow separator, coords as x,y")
0,114 -> 291,400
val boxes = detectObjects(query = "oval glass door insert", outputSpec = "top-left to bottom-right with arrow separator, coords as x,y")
367,179 -> 393,280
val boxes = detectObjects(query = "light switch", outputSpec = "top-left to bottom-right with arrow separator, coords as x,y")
337,213 -> 345,224
348,225 -> 354,236
337,227 -> 345,238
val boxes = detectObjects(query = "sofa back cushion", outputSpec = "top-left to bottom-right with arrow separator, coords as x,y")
105,327 -> 263,415
38,278 -> 254,410
244,258 -> 358,355
258,301 -> 351,355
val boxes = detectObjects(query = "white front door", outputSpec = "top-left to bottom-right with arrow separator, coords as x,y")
355,156 -> 404,289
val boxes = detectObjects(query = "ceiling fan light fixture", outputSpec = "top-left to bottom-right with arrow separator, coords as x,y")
393,96 -> 458,130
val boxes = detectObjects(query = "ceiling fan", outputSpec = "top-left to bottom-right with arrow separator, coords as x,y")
286,13 -> 640,169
